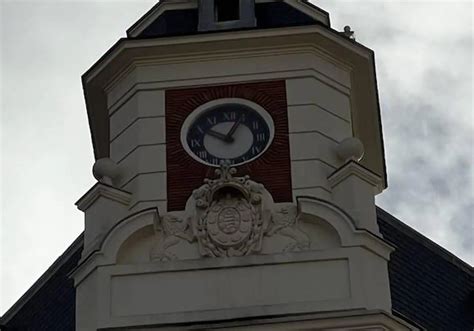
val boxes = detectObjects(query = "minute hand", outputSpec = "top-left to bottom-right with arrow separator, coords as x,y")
207,129 -> 231,142
225,116 -> 243,141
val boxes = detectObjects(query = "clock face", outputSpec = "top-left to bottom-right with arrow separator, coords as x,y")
181,100 -> 274,166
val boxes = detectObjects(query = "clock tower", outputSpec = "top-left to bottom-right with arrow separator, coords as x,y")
73,1 -> 417,330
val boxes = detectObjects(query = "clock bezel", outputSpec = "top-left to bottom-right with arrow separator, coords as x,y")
180,98 -> 275,167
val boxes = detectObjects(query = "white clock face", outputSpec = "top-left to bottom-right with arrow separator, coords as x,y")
181,99 -> 275,166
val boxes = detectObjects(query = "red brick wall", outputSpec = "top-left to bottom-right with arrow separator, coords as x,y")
166,80 -> 292,211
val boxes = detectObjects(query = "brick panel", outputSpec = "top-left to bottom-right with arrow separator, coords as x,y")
166,80 -> 292,211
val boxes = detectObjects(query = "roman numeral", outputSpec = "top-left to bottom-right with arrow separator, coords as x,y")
252,121 -> 259,130
223,112 -> 237,121
196,125 -> 204,134
207,117 -> 217,125
197,150 -> 207,159
251,146 -> 262,155
256,133 -> 266,142
191,139 -> 201,148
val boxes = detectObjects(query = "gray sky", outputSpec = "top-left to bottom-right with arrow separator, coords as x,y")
0,0 -> 472,315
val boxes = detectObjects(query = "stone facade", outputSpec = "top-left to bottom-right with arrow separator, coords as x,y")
72,0 -> 413,330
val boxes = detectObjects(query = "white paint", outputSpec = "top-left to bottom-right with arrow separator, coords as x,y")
116,145 -> 166,188
109,90 -> 165,139
110,117 -> 166,163
123,172 -> 167,210
203,122 -> 254,159
110,260 -> 350,317
286,77 -> 351,122
287,104 -> 351,140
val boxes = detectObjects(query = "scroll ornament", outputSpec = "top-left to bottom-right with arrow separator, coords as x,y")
151,164 -> 310,261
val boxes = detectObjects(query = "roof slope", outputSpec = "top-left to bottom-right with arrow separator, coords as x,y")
127,0 -> 330,38
0,235 -> 83,331
135,2 -> 320,39
1,210 -> 472,330
378,208 -> 474,330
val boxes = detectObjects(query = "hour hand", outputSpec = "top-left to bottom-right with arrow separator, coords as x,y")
207,129 -> 233,142
225,116 -> 243,141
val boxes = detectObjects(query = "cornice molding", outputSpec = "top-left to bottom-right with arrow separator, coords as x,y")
81,24 -> 385,192
75,183 -> 132,211
328,160 -> 383,193
84,25 -> 371,84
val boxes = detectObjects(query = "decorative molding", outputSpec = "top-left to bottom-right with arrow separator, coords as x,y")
75,182 -> 132,212
152,164 -> 309,260
266,204 -> 310,252
327,160 -> 383,193
191,164 -> 268,257
296,196 -> 393,260
72,208 -> 160,285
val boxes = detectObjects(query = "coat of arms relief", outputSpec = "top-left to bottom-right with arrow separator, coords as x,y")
151,164 -> 310,261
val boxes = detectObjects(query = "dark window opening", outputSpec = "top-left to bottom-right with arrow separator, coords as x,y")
215,0 -> 240,22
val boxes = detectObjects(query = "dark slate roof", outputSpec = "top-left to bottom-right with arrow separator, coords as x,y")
1,209 -> 472,330
378,207 -> 474,330
0,234 -> 83,331
136,2 -> 320,39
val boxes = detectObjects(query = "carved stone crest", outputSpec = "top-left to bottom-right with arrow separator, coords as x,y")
150,213 -> 194,262
192,164 -> 267,257
151,164 -> 311,261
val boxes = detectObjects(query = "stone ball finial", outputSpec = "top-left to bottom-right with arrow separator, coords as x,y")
336,137 -> 364,162
93,158 -> 120,185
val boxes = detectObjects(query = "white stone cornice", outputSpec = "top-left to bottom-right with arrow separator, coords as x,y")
75,182 -> 132,212
328,160 -> 383,194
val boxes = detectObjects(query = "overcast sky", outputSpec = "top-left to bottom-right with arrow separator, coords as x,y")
0,0 -> 472,315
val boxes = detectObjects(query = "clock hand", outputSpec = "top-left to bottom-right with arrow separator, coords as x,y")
225,115 -> 243,141
207,129 -> 234,142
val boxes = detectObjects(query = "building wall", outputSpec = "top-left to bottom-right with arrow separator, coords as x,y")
107,49 -> 352,214
3,211 -> 472,330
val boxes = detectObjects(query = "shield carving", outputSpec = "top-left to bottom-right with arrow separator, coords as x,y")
197,195 -> 262,257
206,198 -> 254,247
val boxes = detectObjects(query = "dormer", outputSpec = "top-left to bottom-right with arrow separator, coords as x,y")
126,0 -> 330,39
198,0 -> 256,32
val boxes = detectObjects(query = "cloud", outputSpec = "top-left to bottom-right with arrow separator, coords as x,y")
0,0 -> 472,316
314,0 -> 473,262
0,0 -> 155,314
